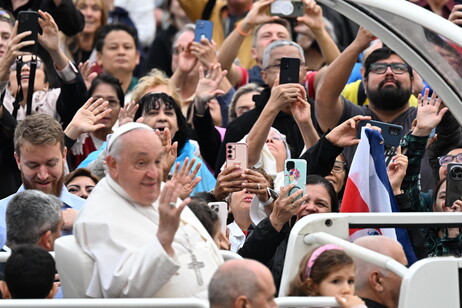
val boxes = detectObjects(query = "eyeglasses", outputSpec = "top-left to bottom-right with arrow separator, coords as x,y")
439,153 -> 462,166
263,62 -> 306,71
332,161 -> 347,173
10,59 -> 43,71
369,62 -> 409,75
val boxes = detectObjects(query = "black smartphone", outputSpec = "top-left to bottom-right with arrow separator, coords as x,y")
446,163 -> 462,207
356,120 -> 403,147
270,0 -> 304,18
194,19 -> 213,42
280,57 -> 300,84
17,11 -> 39,54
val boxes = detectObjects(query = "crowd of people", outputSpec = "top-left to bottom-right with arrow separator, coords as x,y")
0,0 -> 461,306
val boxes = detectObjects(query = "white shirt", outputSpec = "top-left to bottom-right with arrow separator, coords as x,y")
227,221 -> 246,253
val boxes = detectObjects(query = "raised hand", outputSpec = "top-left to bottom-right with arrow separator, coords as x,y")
387,147 -> 408,195
267,75 -> 305,112
352,26 -> 376,51
78,61 -> 98,90
118,100 -> 139,126
194,64 -> 227,114
240,0 -> 278,30
269,184 -> 306,232
177,42 -> 198,74
156,127 -> 178,179
157,178 -> 190,256
212,165 -> 245,201
296,0 -> 325,33
241,169 -> 271,202
325,115 -> 372,147
0,23 -> 34,79
449,4 -> 462,26
290,87 -> 311,125
190,38 -> 219,67
37,10 -> 60,52
170,157 -> 202,199
412,88 -> 448,137
64,97 -> 111,140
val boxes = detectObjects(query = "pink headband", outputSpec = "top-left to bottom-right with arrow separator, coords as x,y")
304,244 -> 344,279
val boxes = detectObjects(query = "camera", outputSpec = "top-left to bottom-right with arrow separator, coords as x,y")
388,127 -> 401,136
270,0 -> 304,18
286,160 -> 295,171
449,165 -> 462,181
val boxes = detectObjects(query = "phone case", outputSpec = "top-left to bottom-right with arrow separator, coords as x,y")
284,159 -> 307,201
446,163 -> 462,207
356,120 -> 403,147
208,202 -> 228,234
270,0 -> 304,18
17,11 -> 39,54
194,20 -> 213,42
280,57 -> 300,84
226,143 -> 248,170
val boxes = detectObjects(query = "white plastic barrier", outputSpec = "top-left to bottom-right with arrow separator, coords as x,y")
0,298 -> 208,307
278,212 -> 462,308
276,296 -> 341,307
219,250 -> 243,261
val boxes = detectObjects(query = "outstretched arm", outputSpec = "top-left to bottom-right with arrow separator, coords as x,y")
217,0 -> 277,87
315,27 -> 375,132
296,0 -> 340,66
247,77 -> 304,167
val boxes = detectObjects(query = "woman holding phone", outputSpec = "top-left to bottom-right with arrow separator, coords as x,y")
425,179 -> 462,257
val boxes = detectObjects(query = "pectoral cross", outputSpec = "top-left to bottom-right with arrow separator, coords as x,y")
188,253 -> 205,285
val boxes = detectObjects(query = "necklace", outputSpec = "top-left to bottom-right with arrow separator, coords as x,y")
116,180 -> 207,286
178,226 -> 205,286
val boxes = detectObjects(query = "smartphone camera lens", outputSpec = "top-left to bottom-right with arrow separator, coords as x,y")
388,127 -> 399,136
286,161 -> 295,170
227,155 -> 232,159
450,166 -> 462,180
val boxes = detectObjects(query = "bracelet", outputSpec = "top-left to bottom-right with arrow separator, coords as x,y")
236,22 -> 251,37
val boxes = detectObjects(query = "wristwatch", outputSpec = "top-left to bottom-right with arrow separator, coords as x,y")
259,188 -> 279,207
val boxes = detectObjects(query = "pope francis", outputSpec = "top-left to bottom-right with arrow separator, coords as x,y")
74,123 -> 223,298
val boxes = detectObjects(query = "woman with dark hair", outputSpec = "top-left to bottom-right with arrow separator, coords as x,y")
64,168 -> 100,199
238,174 -> 339,292
134,92 -> 216,195
424,179 -> 462,257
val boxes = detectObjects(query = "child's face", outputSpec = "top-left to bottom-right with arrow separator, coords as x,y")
314,264 -> 356,297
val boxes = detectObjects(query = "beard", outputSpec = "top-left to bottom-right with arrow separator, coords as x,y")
22,170 -> 64,197
367,79 -> 412,111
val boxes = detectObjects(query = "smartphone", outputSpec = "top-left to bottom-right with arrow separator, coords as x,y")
226,143 -> 248,170
445,163 -> 462,207
270,0 -> 304,18
17,11 -> 39,54
209,202 -> 228,234
280,57 -> 300,84
194,20 -> 213,42
356,120 -> 403,147
284,159 -> 307,201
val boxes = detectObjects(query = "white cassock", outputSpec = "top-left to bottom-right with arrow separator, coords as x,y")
74,175 -> 223,298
